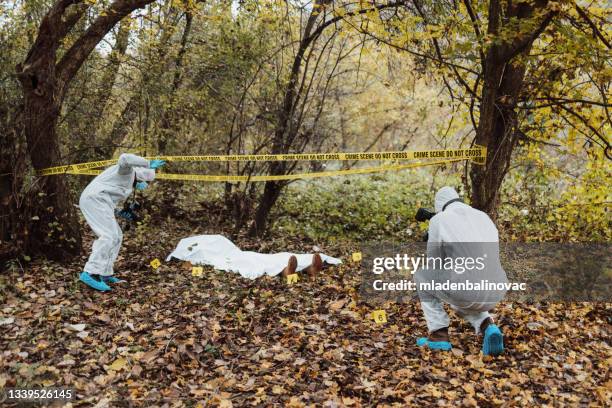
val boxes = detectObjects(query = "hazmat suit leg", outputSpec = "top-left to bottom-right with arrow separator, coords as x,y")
415,264 -> 498,334
450,304 -> 491,334
418,292 -> 494,335
419,297 -> 451,333
415,267 -> 451,332
80,195 -> 122,277
105,227 -> 123,275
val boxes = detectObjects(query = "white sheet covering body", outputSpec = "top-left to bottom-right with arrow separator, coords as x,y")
166,235 -> 342,279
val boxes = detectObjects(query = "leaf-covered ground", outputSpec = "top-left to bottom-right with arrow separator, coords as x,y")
1,219 -> 611,407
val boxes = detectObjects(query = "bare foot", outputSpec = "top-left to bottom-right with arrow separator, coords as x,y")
306,253 -> 323,279
282,255 -> 298,277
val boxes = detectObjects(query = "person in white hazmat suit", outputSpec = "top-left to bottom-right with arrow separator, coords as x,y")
78,153 -> 166,291
414,186 -> 507,356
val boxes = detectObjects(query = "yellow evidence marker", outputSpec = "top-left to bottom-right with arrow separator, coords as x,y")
150,258 -> 161,269
371,309 -> 387,324
352,252 -> 362,262
192,266 -> 203,277
286,274 -> 299,284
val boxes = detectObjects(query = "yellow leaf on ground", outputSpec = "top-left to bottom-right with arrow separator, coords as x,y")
218,399 -> 233,408
108,358 -> 128,371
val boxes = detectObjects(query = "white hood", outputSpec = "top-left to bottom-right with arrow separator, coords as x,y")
434,186 -> 460,213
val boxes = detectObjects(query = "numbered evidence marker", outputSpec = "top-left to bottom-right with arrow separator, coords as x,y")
150,258 -> 161,269
286,273 -> 299,285
371,309 -> 387,324
352,252 -> 362,262
192,266 -> 203,277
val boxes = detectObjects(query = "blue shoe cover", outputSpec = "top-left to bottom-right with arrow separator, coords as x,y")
80,272 -> 111,291
102,276 -> 123,284
482,324 -> 504,356
416,337 -> 452,351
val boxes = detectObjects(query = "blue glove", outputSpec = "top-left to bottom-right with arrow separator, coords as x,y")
149,159 -> 166,170
135,181 -> 148,191
117,209 -> 135,221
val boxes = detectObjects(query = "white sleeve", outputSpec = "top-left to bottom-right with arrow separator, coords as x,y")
117,153 -> 150,171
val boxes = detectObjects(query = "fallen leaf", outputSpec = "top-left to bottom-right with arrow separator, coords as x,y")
76,331 -> 89,339
139,349 -> 158,363
218,399 -> 233,408
66,323 -> 86,332
329,299 -> 346,311
131,365 -> 143,377
97,314 -> 111,323
107,358 -> 128,372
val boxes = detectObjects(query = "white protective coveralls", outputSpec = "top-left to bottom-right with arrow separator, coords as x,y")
79,154 -> 156,276
415,186 -> 508,334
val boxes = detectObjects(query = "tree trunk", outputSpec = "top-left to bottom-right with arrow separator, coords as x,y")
17,78 -> 82,258
470,64 -> 523,215
251,178 -> 284,237
16,3 -> 83,258
1,81 -> 78,263
470,0 -> 555,217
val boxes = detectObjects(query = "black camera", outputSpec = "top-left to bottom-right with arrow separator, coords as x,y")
415,208 -> 435,242
415,207 -> 435,222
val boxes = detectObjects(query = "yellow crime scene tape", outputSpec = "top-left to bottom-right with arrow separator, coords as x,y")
57,158 -> 473,182
36,146 -> 486,178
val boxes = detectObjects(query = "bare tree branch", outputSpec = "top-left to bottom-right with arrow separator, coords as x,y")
502,10 -> 558,61
56,0 -> 156,99
575,4 -> 611,49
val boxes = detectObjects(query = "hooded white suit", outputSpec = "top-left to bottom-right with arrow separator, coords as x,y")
80,154 -> 156,276
415,186 -> 507,333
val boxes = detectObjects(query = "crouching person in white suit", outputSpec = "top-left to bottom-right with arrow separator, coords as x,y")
414,186 -> 507,356
79,153 -> 166,291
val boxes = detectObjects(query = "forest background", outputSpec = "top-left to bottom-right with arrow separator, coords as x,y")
0,1 -> 610,405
